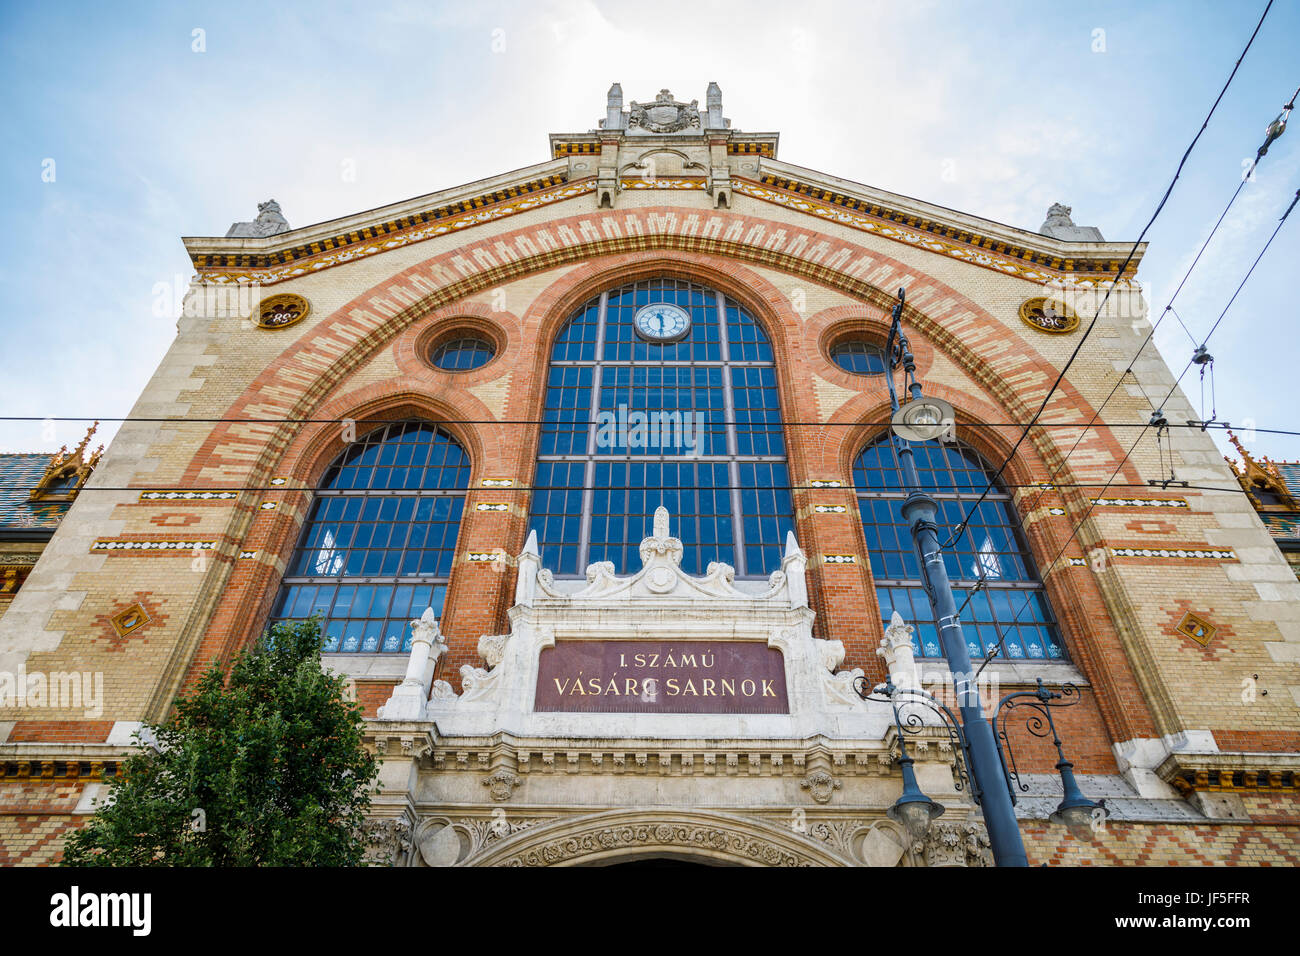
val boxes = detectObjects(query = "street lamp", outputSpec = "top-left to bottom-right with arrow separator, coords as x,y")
866,288 -> 1104,865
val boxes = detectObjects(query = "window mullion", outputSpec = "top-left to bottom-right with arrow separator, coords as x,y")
715,290 -> 747,577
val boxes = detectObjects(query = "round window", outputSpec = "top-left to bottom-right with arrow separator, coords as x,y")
431,337 -> 495,371
830,340 -> 886,375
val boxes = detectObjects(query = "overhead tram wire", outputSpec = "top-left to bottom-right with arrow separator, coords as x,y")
3,415 -> 1300,433
1001,82 -> 1300,535
969,184 -> 1300,674
934,0 -> 1276,552
51,480 -> 1268,496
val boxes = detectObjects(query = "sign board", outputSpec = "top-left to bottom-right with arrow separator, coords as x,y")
535,640 -> 788,714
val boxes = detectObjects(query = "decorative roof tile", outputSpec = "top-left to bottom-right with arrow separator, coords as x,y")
0,454 -> 69,530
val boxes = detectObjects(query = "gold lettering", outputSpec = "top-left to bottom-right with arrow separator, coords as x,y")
604,678 -> 619,695
666,678 -> 680,695
762,679 -> 776,697
682,679 -> 699,696
664,654 -> 677,668
678,653 -> 696,667
701,652 -> 715,668
553,678 -> 570,695
625,678 -> 639,696
702,678 -> 716,696
634,653 -> 646,667
647,653 -> 660,667
741,679 -> 756,697
721,678 -> 735,696
620,653 -> 626,667
572,679 -> 587,696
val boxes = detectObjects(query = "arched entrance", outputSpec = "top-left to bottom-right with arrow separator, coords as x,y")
461,809 -> 856,867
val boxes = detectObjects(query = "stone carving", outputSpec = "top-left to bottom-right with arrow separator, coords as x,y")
483,769 -> 522,802
805,819 -> 872,855
800,770 -> 842,804
629,90 -> 701,134
478,633 -> 510,668
817,638 -> 846,673
1037,202 -> 1105,241
225,199 -> 291,239
920,822 -> 993,867
459,664 -> 498,701
362,817 -> 413,867
429,680 -> 458,701
497,823 -> 812,867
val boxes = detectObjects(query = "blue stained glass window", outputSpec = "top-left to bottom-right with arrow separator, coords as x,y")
268,420 -> 469,652
532,277 -> 793,578
854,433 -> 1065,661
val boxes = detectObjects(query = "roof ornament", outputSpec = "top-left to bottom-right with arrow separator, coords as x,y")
28,421 -> 103,503
225,199 -> 291,239
628,89 -> 701,134
1038,202 -> 1104,241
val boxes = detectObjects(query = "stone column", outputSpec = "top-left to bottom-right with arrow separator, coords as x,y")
377,607 -> 445,720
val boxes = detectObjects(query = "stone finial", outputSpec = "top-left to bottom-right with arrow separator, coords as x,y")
410,606 -> 442,650
653,504 -> 670,538
877,611 -> 921,691
706,81 -> 725,128
515,529 -> 542,607
605,82 -> 625,130
638,505 -> 684,567
225,199 -> 291,239
781,530 -> 808,609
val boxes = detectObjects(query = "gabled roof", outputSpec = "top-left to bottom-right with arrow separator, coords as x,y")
183,87 -> 1143,291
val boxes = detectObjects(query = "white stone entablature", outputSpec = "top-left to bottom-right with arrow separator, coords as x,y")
380,507 -> 893,741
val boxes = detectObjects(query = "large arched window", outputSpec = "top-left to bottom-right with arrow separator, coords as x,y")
854,434 -> 1064,661
269,420 -> 470,653
531,277 -> 793,578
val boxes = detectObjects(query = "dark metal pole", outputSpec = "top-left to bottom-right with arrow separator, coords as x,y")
885,289 -> 1029,867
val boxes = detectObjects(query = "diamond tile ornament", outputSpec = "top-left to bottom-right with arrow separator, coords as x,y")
1176,612 -> 1216,647
110,603 -> 151,638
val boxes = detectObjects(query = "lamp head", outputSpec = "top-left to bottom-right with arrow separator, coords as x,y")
891,396 -> 956,443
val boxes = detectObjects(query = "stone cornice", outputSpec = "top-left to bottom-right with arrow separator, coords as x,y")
753,159 -> 1143,278
1156,750 -> 1300,795
184,158 -> 572,271
183,150 -> 1142,290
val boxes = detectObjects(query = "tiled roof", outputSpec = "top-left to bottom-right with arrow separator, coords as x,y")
1274,462 -> 1300,495
1261,513 -> 1300,542
0,454 -> 68,530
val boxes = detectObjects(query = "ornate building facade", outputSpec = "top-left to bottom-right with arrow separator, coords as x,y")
2,86 -> 1298,866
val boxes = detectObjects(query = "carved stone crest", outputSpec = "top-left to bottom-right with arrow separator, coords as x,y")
629,90 -> 701,134
800,770 -> 842,804
482,768 -> 522,802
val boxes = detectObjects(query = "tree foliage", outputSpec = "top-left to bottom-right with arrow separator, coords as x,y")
63,618 -> 378,866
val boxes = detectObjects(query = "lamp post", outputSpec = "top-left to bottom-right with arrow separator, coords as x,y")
880,287 -> 1029,866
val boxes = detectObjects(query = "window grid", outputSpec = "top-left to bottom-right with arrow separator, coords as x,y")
854,433 -> 1065,662
269,421 -> 469,653
431,337 -> 495,371
831,341 -> 887,376
534,278 -> 792,579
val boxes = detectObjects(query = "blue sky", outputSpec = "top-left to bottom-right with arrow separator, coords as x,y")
2,0 -> 1297,469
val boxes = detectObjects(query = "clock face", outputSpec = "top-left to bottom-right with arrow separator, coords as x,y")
633,302 -> 692,342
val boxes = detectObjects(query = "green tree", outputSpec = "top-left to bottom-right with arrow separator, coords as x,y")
63,618 -> 379,866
